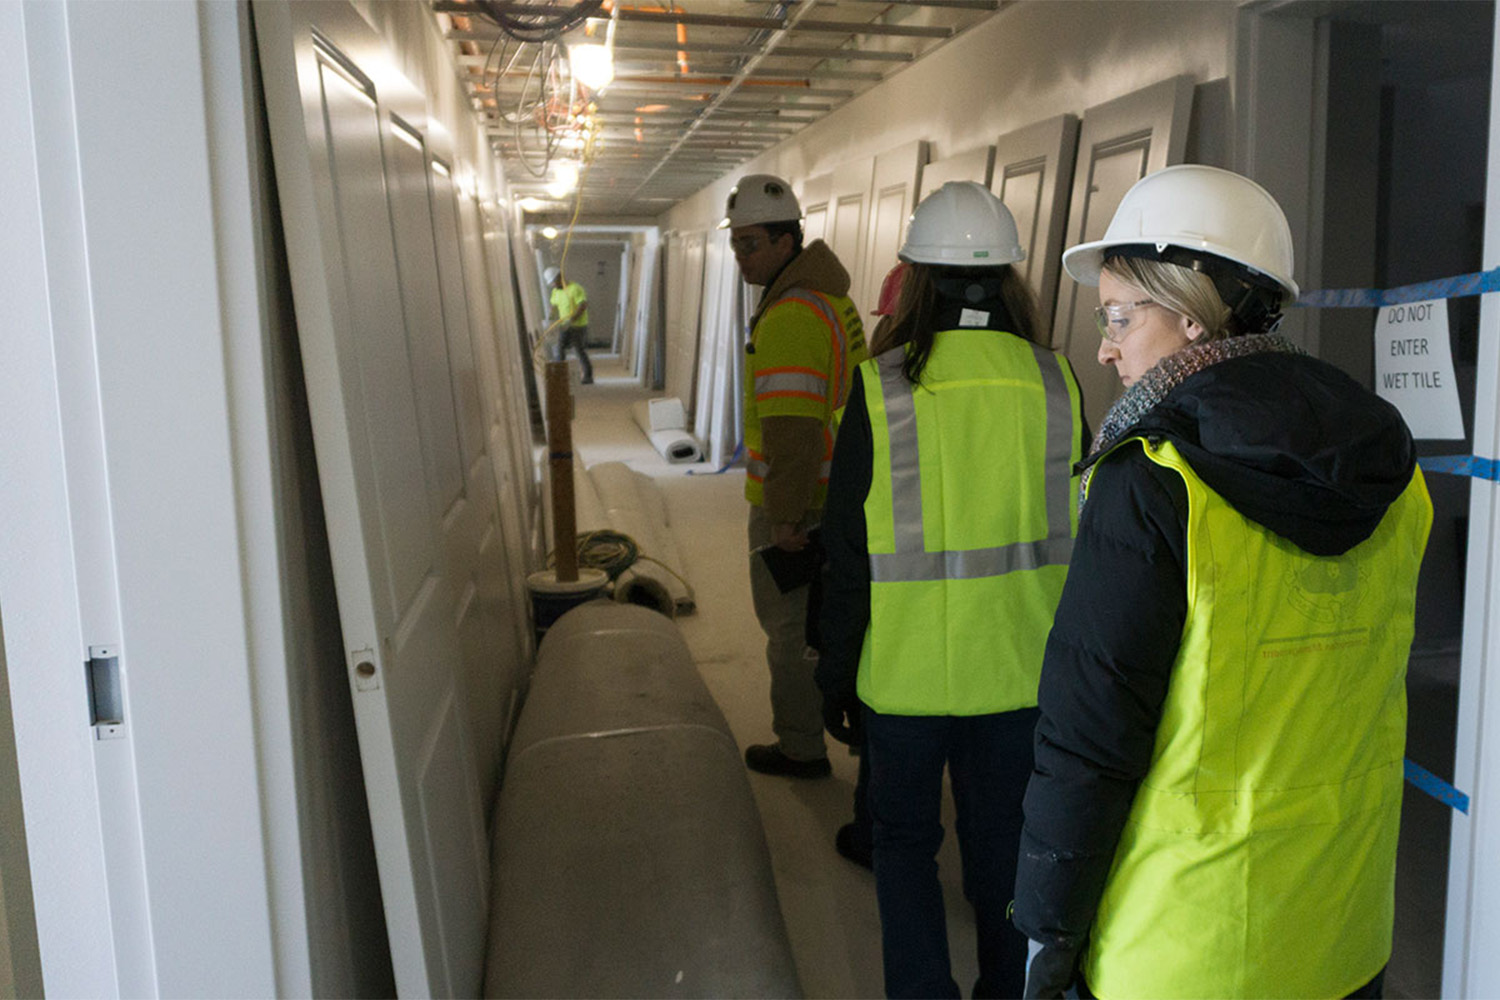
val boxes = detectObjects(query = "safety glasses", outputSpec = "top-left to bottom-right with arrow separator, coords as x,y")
1094,299 -> 1163,343
729,234 -> 767,255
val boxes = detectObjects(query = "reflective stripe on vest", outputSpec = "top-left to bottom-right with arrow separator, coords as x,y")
867,342 -> 1076,583
753,368 -> 828,403
855,330 -> 1083,716
1082,438 -> 1433,1000
745,450 -> 832,485
742,287 -> 865,507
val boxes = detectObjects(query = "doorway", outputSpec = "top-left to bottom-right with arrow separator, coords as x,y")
1248,3 -> 1494,995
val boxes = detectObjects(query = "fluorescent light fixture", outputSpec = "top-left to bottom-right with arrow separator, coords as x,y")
569,43 -> 614,91
541,226 -> 559,239
519,197 -> 546,211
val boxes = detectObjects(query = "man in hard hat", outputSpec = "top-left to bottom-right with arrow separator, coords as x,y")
725,173 -> 868,779
547,266 -> 593,384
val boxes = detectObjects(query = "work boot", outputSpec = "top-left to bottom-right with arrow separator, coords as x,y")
835,821 -> 873,870
744,743 -> 831,779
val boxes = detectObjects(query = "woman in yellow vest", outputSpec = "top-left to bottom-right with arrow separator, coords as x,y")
1014,165 -> 1432,999
817,181 -> 1085,998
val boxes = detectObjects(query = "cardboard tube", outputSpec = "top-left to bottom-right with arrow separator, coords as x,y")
545,362 -> 579,582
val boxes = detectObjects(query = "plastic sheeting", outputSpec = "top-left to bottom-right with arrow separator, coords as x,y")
630,396 -> 703,464
584,461 -> 694,614
484,604 -> 800,998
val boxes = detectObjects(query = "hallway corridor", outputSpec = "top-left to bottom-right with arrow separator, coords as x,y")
566,358 -> 979,998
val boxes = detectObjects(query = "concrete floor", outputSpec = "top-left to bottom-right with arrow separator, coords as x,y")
563,354 -> 1458,999
567,358 -> 980,999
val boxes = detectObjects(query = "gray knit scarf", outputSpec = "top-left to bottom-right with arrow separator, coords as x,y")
1079,333 -> 1305,509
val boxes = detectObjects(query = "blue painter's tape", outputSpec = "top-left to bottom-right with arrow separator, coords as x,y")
1418,454 -> 1500,481
686,439 -> 744,476
1295,267 -> 1500,309
1405,758 -> 1470,814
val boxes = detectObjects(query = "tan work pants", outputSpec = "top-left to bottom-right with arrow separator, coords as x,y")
747,505 -> 826,762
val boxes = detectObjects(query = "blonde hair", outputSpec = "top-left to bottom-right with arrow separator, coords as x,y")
1101,256 -> 1234,342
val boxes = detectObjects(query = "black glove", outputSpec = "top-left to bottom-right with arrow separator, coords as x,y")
1023,939 -> 1081,1000
821,692 -> 863,746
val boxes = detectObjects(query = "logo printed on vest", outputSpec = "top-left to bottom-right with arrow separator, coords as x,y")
1284,555 -> 1368,624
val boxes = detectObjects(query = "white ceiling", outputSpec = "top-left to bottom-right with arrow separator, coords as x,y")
433,0 -> 1001,215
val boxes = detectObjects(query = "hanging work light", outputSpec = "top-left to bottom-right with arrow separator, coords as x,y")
568,9 -> 617,92
568,43 -> 613,91
546,161 -> 580,199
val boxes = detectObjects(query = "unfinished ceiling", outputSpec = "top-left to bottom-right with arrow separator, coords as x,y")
433,1 -> 1001,216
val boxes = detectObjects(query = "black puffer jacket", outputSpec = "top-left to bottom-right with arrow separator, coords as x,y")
1012,350 -> 1416,995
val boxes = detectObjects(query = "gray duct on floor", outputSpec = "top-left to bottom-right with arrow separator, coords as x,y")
631,397 -> 703,464
586,461 -> 694,614
484,604 -> 800,999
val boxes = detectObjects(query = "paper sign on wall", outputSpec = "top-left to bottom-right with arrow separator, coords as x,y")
1373,298 -> 1464,440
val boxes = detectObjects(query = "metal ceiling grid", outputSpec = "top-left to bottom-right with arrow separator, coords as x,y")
432,0 -> 1000,217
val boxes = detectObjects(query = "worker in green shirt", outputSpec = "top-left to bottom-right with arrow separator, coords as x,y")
546,266 -> 593,384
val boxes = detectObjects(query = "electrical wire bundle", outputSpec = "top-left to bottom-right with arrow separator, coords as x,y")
474,1 -> 606,179
547,529 -> 697,615
572,529 -> 640,582
474,0 -> 603,43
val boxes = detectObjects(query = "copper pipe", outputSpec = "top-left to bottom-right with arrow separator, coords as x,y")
607,74 -> 813,89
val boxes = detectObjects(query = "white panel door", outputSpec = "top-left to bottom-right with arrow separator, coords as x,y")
801,172 -> 833,244
1050,77 -> 1193,427
992,114 -> 1081,335
694,229 -> 732,461
474,196 -> 541,559
254,3 -> 489,994
429,159 -> 531,811
860,140 -> 929,332
674,231 -> 708,422
461,196 -> 538,658
477,200 -> 535,457
829,157 -> 874,311
916,145 -> 997,200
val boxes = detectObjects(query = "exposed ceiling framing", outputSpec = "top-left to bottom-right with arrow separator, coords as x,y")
432,0 -> 1002,216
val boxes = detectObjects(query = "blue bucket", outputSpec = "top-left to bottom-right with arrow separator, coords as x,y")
527,568 -> 610,648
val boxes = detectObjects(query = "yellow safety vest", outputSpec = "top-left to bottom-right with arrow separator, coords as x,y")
550,281 -> 589,327
744,289 -> 867,507
856,329 -> 1083,715
1083,438 -> 1433,1000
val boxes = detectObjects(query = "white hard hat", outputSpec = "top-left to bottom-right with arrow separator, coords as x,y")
1062,164 -> 1298,299
719,174 -> 801,229
899,181 -> 1025,266
544,266 -> 560,284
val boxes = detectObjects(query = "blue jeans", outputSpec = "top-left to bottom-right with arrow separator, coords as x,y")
865,706 -> 1039,999
553,324 -> 592,381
